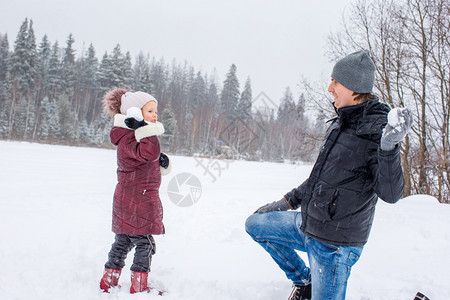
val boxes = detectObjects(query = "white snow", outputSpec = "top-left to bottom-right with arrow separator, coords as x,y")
0,140 -> 449,300
126,107 -> 144,121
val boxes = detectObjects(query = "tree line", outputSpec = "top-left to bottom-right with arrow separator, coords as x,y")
0,18 -> 322,164
1,0 -> 448,203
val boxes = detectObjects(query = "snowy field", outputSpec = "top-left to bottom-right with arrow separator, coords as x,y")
0,140 -> 449,300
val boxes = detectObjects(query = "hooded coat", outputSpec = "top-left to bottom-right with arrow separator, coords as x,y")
284,98 -> 405,246
110,114 -> 166,235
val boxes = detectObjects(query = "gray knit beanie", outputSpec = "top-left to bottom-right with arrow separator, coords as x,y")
331,50 -> 375,93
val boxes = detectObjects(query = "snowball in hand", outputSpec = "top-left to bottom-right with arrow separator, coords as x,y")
126,107 -> 144,121
388,107 -> 403,127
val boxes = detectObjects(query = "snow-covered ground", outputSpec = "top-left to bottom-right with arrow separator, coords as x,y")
0,141 -> 448,300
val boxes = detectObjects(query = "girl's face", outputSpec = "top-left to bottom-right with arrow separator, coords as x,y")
142,101 -> 158,123
328,78 -> 358,108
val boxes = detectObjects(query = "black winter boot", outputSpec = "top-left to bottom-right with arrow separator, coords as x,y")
288,283 -> 311,300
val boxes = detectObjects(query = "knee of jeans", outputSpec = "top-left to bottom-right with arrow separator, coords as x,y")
245,213 -> 260,236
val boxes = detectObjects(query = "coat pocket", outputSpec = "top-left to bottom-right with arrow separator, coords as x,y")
307,185 -> 338,221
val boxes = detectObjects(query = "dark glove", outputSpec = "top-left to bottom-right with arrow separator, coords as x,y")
159,153 -> 169,168
254,198 -> 290,214
380,107 -> 413,151
125,117 -> 147,130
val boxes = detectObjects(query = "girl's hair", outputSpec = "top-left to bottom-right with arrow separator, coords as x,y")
353,92 -> 375,102
102,88 -> 129,118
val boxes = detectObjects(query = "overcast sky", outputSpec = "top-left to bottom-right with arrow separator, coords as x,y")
1,0 -> 354,104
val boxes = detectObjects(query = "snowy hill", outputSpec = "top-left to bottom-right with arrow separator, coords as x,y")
0,141 -> 448,300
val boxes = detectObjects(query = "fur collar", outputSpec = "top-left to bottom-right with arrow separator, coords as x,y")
113,114 -> 165,142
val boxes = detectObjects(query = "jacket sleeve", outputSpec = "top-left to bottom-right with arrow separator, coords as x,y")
283,179 -> 309,210
129,122 -> 164,162
371,145 -> 405,203
111,118 -> 164,164
135,136 -> 160,162
120,132 -> 160,163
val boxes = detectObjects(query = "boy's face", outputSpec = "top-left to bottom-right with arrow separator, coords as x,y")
142,101 -> 158,123
328,78 -> 358,108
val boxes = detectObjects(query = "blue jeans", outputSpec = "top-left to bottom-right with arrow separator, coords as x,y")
245,211 -> 363,300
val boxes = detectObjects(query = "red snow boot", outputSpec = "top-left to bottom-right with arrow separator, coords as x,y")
100,268 -> 121,292
130,271 -> 151,294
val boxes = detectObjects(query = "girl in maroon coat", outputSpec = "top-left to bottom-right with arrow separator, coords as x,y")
99,88 -> 171,294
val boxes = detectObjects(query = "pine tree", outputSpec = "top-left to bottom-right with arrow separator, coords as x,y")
79,43 -> 99,123
207,80 -> 219,109
97,52 -> 114,91
38,96 -> 59,142
31,34 -> 52,141
220,64 -> 240,117
92,111 -> 112,147
200,80 -> 220,154
9,19 -> 30,90
47,41 -> 62,101
296,93 -> 306,124
23,20 -> 38,139
277,87 -> 296,125
82,44 -> 98,86
275,87 -> 297,159
61,33 -> 76,95
0,33 -> 10,137
189,71 -> 207,110
36,35 -> 51,103
150,57 -> 168,101
132,52 -> 152,93
37,35 -> 51,86
181,66 -> 195,152
25,20 -> 38,88
78,119 -> 95,145
158,60 -> 190,152
0,33 -> 9,84
110,44 -> 131,88
122,51 -> 133,87
8,18 -> 38,139
57,93 -> 76,143
237,77 -> 252,121
160,104 -> 178,152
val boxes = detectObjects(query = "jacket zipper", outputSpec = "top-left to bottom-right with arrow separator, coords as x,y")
303,122 -> 341,230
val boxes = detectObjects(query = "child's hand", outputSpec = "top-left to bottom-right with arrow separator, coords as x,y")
125,118 -> 147,130
159,153 -> 169,168
125,107 -> 147,130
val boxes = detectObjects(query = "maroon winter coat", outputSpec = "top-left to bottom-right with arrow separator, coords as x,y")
109,114 -> 165,235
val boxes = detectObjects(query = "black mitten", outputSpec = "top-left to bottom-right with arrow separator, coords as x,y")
159,153 -> 169,168
125,118 -> 147,130
254,198 -> 290,214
